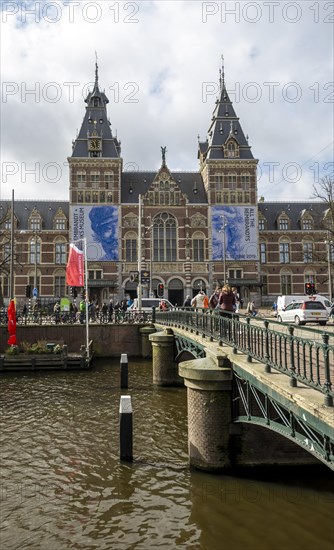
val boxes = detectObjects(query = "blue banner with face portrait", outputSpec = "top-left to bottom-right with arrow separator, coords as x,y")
70,205 -> 119,261
211,206 -> 258,261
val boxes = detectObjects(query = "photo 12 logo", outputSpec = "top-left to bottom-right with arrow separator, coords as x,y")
1,2 -> 140,25
2,161 -> 65,184
257,161 -> 334,184
1,80 -> 140,104
201,2 -> 334,24
202,80 -> 334,104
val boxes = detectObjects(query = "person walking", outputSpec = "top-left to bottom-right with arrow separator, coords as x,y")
191,290 -> 206,308
218,284 -> 236,339
246,301 -> 258,317
232,287 -> 240,312
209,288 -> 220,309
108,299 -> 114,323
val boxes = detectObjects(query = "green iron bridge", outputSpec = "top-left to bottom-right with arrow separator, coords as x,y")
154,308 -> 334,470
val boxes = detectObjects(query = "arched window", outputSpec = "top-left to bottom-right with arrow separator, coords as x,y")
259,242 -> 267,264
279,239 -> 290,264
55,239 -> 66,264
192,278 -> 207,294
153,213 -> 177,262
54,270 -> 66,298
1,273 -> 9,298
227,141 -> 236,157
124,231 -> 137,262
192,231 -> 205,262
280,269 -> 292,295
303,240 -> 313,263
29,237 -> 41,265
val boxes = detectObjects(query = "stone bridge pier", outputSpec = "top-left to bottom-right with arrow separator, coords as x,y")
149,328 -> 183,386
150,328 -> 234,470
150,328 -> 325,472
179,351 -> 234,471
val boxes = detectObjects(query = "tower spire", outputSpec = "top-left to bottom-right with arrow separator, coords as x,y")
219,54 -> 225,91
94,51 -> 99,87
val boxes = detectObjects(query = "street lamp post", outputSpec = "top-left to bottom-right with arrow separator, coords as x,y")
9,189 -> 15,300
19,229 -> 38,300
34,232 -> 38,299
220,215 -> 228,285
326,236 -> 333,303
146,217 -> 154,298
137,194 -> 142,309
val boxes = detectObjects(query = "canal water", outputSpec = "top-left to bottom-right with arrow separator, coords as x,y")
1,358 -> 333,550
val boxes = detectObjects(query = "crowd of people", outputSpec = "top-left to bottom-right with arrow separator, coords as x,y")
6,287 -> 261,325
183,285 -> 245,314
70,298 -> 133,324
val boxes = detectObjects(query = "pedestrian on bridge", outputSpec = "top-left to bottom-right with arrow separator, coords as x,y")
191,290 -> 209,309
209,288 -> 220,309
108,299 -> 114,322
218,284 -> 236,339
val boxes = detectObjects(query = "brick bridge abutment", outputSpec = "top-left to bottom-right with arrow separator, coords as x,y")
150,328 -> 323,472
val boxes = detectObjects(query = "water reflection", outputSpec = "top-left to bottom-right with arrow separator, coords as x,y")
0,358 -> 333,549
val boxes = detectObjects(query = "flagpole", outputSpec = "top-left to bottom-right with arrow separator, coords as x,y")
10,189 -> 15,300
137,194 -> 142,310
84,237 -> 89,359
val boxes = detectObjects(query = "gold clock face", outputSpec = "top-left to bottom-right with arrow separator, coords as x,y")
90,139 -> 100,150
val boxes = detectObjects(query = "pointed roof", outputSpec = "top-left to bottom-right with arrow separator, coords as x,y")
84,61 -> 109,109
199,57 -> 255,161
71,63 -> 121,159
258,201 -> 328,230
121,171 -> 206,204
121,147 -> 207,203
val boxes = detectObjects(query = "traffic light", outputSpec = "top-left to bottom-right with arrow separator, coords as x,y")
70,286 -> 78,298
25,284 -> 31,298
305,282 -> 316,295
81,289 -> 86,300
157,283 -> 164,297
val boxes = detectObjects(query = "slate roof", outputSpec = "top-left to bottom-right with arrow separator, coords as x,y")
258,201 -> 329,231
0,200 -> 69,231
121,171 -> 207,204
71,63 -> 121,159
199,76 -> 255,161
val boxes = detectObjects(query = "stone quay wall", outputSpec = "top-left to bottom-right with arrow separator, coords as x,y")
1,324 -> 152,357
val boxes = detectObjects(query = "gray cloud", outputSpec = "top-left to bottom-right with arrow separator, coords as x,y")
1,0 -> 333,201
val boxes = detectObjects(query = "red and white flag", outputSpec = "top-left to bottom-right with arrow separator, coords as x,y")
66,242 -> 84,287
7,299 -> 17,346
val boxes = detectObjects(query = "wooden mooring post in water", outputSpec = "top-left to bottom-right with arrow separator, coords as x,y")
119,395 -> 133,462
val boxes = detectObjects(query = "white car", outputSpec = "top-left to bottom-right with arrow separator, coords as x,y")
277,294 -> 332,316
277,300 -> 328,326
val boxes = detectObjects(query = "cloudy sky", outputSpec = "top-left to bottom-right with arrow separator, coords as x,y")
1,0 -> 333,202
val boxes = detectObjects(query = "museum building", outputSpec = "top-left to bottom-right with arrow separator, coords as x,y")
1,63 -> 333,307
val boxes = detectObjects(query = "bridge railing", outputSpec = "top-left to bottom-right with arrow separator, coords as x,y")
155,308 -> 334,407
0,309 -> 153,326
